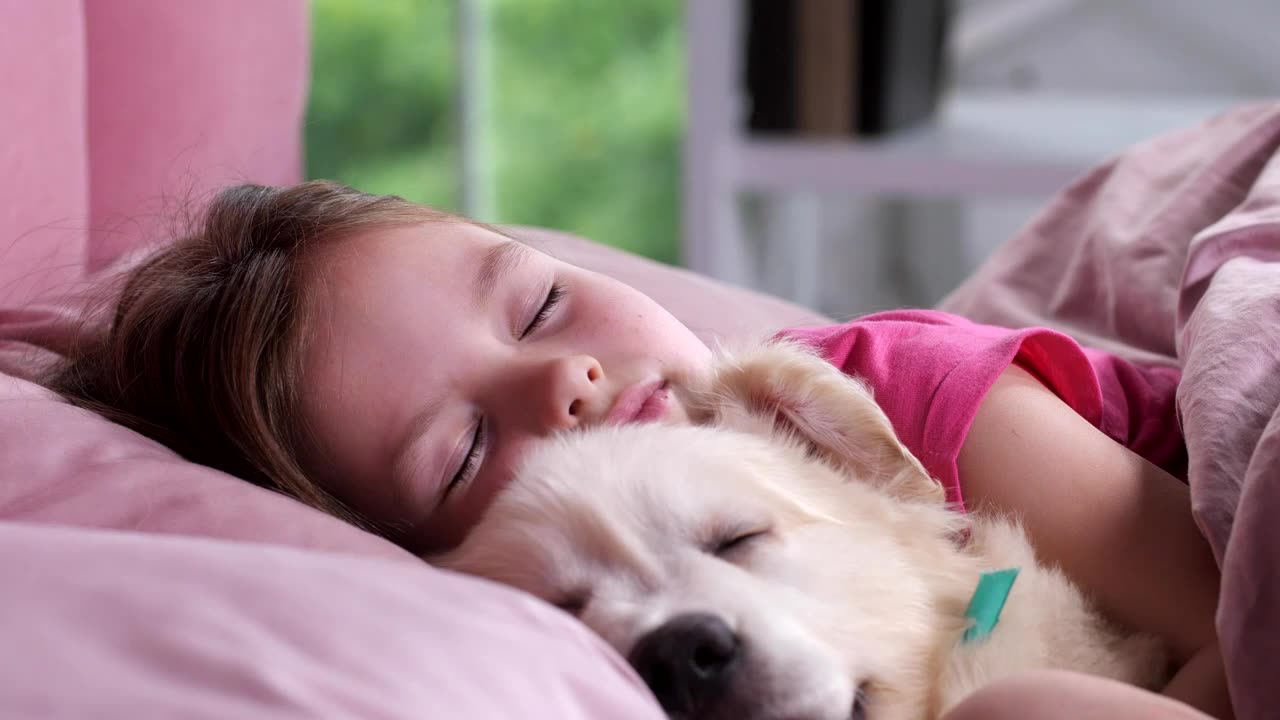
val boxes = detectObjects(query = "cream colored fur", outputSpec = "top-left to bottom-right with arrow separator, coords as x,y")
438,342 -> 1166,720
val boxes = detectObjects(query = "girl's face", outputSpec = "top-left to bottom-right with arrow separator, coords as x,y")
302,222 -> 712,552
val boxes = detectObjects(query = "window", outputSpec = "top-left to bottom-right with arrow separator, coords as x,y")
306,0 -> 681,262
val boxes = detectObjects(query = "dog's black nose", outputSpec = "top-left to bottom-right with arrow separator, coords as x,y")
627,612 -> 740,715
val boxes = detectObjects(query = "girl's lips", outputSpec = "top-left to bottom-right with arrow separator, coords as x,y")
606,380 -> 668,425
634,382 -> 669,423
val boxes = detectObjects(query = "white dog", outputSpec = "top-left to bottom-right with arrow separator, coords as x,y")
438,342 -> 1167,720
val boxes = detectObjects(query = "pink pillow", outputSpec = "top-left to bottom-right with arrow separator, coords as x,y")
0,2 -> 88,307
0,371 -> 405,558
0,521 -> 661,719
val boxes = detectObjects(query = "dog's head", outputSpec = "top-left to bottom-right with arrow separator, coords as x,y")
437,342 -> 970,720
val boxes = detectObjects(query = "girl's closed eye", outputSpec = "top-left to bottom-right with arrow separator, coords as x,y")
520,282 -> 566,339
441,281 -> 563,507
442,418 -> 486,505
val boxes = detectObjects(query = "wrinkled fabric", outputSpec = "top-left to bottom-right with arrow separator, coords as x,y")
941,101 -> 1280,720
0,522 -> 661,720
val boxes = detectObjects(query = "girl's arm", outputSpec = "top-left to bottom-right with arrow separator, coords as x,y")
943,670 -> 1214,720
958,365 -> 1231,719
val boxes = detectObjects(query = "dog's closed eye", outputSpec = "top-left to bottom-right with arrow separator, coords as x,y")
552,592 -> 591,617
708,526 -> 772,559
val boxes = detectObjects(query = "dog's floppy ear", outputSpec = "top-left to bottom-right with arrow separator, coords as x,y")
685,341 -> 944,505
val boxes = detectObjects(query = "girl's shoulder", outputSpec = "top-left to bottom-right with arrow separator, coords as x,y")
779,309 -> 1014,352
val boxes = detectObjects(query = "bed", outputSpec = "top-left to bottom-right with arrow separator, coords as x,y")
4,5 -> 1278,717
8,103 -> 1280,718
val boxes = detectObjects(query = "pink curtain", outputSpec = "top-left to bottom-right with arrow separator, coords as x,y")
0,0 -> 307,305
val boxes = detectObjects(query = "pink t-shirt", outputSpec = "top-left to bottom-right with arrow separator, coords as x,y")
780,310 -> 1185,511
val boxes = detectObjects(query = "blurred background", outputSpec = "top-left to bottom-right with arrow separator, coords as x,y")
306,0 -> 1280,317
308,0 -> 683,262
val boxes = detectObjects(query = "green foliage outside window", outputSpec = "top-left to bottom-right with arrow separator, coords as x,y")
306,0 -> 681,263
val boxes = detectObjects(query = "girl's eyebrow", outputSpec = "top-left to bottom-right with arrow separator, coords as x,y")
472,240 -> 532,310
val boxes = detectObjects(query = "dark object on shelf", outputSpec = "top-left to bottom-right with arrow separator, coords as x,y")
744,0 -> 797,134
744,0 -> 951,138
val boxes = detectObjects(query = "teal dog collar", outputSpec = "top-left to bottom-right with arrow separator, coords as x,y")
961,568 -> 1020,644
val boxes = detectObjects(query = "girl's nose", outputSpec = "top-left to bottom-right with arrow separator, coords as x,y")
533,355 -> 604,432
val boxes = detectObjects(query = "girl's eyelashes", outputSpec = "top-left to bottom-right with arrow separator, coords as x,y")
444,418 -> 486,502
520,282 -> 566,339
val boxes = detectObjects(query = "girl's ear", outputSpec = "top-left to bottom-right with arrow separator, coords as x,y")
684,340 -> 945,506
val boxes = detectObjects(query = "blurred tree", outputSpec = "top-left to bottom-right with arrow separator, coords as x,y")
306,0 -> 457,208
305,0 -> 681,261
491,0 -> 682,262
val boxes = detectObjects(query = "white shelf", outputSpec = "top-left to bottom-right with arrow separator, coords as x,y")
734,93 -> 1250,196
679,0 -> 1256,295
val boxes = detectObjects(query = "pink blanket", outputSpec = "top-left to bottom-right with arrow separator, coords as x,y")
941,101 -> 1280,720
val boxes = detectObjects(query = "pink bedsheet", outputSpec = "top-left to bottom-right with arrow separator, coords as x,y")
0,521 -> 658,720
941,101 -> 1280,720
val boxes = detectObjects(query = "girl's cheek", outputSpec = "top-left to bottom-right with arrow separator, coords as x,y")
486,442 -> 529,500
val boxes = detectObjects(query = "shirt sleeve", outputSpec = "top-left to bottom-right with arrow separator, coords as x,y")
779,311 -> 1103,511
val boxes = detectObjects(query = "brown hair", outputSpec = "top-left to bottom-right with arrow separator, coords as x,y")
46,180 -> 461,530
